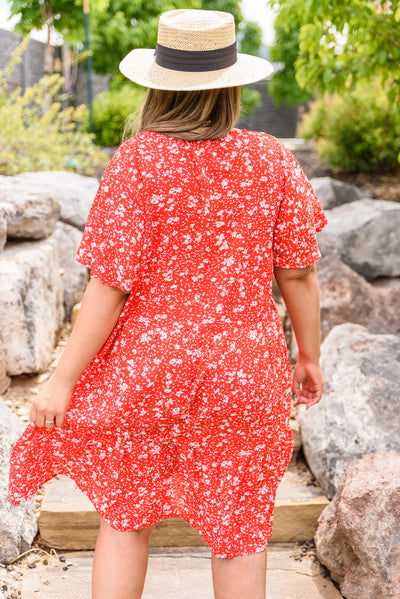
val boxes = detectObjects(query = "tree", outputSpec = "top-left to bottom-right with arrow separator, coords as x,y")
268,10 -> 310,106
239,21 -> 263,56
9,1 -> 110,72
269,0 -> 400,105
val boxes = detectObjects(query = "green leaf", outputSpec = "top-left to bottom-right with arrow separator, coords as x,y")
378,50 -> 388,65
395,7 -> 400,22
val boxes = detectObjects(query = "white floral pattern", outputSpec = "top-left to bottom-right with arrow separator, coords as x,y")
9,129 -> 327,558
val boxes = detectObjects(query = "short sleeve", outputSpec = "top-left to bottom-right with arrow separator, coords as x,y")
273,142 -> 327,269
74,140 -> 147,292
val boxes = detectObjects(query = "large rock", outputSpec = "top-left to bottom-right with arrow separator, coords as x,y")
0,398 -> 37,563
310,176 -> 370,210
51,222 -> 88,321
0,176 -> 61,240
317,199 -> 400,280
298,323 -> 400,499
15,171 -> 99,231
318,256 -> 400,340
315,451 -> 400,599
0,238 -> 64,375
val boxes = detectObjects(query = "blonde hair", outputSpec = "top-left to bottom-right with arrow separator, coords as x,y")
125,86 -> 241,142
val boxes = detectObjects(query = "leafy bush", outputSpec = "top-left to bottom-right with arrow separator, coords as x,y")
0,42 -> 108,176
300,83 -> 400,173
87,84 -> 146,147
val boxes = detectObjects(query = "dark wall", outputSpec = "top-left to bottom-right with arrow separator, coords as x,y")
0,28 -> 109,103
0,29 -> 46,91
238,80 -> 299,139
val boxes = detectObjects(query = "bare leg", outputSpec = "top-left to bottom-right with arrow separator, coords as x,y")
92,518 -> 156,599
211,550 -> 267,599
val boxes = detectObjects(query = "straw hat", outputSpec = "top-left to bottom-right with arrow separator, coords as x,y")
119,9 -> 274,91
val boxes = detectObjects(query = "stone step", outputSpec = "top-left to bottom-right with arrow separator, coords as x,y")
21,546 -> 343,599
39,461 -> 329,550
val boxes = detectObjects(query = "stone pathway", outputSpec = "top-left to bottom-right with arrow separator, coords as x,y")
20,546 -> 342,599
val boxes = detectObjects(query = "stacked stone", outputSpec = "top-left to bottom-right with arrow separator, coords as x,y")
0,171 -> 97,563
296,177 -> 400,599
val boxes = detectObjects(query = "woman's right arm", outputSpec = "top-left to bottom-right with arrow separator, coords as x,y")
274,263 -> 323,410
30,277 -> 129,428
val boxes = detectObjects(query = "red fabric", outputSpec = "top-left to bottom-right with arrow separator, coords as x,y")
8,129 -> 327,558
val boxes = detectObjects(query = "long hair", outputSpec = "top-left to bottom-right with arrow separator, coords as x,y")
125,86 -> 241,142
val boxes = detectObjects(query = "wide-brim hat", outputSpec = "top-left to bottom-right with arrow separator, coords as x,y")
119,9 -> 274,91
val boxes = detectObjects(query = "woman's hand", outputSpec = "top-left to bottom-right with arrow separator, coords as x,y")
28,278 -> 129,430
29,374 -> 75,429
292,358 -> 323,410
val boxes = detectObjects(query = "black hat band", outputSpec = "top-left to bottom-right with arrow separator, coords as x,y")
155,41 -> 237,72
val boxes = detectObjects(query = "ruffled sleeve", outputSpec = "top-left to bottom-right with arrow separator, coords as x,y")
74,140 -> 148,292
272,141 -> 327,269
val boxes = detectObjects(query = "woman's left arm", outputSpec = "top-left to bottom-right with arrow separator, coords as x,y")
30,277 -> 129,428
274,264 -> 323,410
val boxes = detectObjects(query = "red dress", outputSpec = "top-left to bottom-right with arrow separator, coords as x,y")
8,129 -> 327,558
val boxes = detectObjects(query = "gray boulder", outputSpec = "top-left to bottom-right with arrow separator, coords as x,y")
0,398 -> 37,563
298,323 -> 400,499
310,176 -> 370,210
51,222 -> 88,320
0,238 -> 64,375
316,451 -> 400,599
15,171 -> 99,231
318,256 -> 400,340
317,199 -> 400,280
0,176 -> 61,240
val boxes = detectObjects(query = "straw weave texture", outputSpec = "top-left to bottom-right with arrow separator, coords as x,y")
158,10 -> 235,51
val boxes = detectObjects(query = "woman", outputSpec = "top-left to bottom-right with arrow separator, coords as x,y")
9,9 -> 326,599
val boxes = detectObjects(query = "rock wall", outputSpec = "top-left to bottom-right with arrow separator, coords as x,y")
0,172 -> 92,383
301,178 -> 400,597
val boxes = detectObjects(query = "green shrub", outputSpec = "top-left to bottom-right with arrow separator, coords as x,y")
88,85 -> 146,147
300,83 -> 400,173
0,42 -> 108,176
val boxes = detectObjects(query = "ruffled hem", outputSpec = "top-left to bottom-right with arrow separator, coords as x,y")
9,468 -> 272,559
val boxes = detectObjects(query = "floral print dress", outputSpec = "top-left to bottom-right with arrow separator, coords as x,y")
9,129 -> 327,558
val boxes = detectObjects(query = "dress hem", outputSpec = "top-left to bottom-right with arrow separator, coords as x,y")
9,471 -> 272,559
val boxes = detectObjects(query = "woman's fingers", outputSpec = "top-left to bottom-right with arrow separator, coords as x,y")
31,404 -> 57,428
28,376 -> 74,429
292,362 -> 323,409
